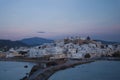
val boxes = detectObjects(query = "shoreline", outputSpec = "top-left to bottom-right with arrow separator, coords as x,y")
1,57 -> 120,80
27,57 -> 120,80
0,57 -> 52,63
28,59 -> 95,80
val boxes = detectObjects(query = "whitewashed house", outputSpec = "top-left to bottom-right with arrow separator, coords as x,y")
6,48 -> 21,58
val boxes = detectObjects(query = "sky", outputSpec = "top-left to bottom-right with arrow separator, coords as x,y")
0,0 -> 120,42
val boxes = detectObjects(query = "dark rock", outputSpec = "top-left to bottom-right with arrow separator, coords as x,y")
24,65 -> 28,68
20,76 -> 28,80
29,65 -> 40,76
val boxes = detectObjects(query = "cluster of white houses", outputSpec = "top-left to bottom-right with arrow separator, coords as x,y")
0,37 -> 120,59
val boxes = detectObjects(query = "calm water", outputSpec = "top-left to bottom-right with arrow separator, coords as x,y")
0,61 -> 35,80
49,61 -> 120,80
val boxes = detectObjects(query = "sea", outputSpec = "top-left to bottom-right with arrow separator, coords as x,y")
49,61 -> 120,80
0,61 -> 35,80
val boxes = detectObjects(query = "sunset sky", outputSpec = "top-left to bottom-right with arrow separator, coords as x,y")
0,0 -> 120,41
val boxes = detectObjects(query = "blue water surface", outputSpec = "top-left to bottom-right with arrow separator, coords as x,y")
49,61 -> 120,80
0,61 -> 35,80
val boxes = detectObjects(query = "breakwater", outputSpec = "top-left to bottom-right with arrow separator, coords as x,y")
27,59 -> 95,80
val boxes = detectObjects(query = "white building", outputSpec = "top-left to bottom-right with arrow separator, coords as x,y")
6,48 -> 22,58
27,37 -> 120,59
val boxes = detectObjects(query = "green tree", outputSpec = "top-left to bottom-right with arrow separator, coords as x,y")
86,36 -> 91,40
84,53 -> 91,58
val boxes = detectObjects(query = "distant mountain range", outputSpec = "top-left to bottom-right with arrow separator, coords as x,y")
20,37 -> 54,46
0,37 -> 54,51
0,37 -> 119,51
0,40 -> 28,51
94,40 -> 120,45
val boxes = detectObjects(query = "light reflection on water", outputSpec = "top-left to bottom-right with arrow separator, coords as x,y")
0,61 -> 35,80
49,61 -> 120,80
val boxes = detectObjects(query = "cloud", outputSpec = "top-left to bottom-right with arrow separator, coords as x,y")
37,31 -> 45,33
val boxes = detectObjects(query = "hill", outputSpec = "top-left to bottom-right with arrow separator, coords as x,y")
94,40 -> 120,45
0,40 -> 28,51
20,37 -> 54,46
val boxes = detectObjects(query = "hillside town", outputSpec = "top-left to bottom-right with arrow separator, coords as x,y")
0,36 -> 120,60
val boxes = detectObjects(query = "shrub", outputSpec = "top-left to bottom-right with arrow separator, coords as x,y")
101,45 -> 105,49
86,36 -> 91,40
112,51 -> 120,57
84,53 -> 91,58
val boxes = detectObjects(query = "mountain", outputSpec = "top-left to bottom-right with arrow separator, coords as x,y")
0,37 -> 53,51
0,40 -> 28,51
94,40 -> 120,45
20,37 -> 54,46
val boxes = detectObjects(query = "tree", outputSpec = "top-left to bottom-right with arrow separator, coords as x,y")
86,36 -> 91,40
101,45 -> 104,49
84,53 -> 91,58
112,51 -> 120,57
